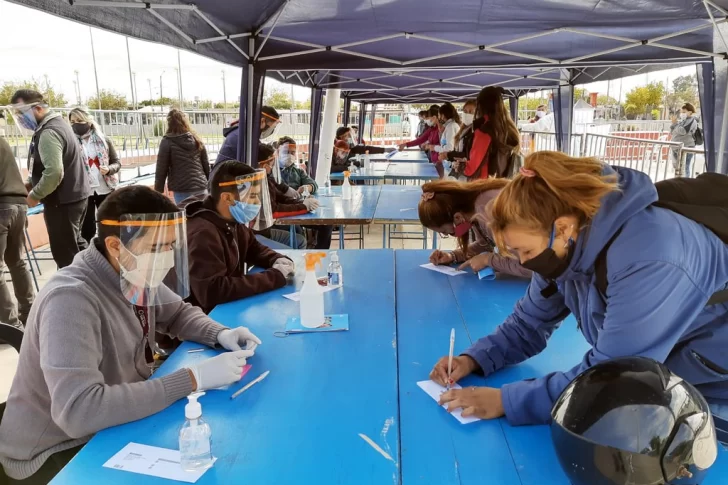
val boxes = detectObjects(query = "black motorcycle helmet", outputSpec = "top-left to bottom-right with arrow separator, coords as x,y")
551,357 -> 718,485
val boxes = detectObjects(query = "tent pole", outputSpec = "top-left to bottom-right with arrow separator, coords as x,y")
315,88 -> 341,184
246,37 -> 255,163
358,103 -> 366,144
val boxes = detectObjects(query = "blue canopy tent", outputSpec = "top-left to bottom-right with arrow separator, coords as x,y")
11,0 -> 728,174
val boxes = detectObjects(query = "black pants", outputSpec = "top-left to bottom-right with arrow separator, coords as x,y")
305,226 -> 334,249
1,445 -> 83,484
81,193 -> 110,244
43,199 -> 88,269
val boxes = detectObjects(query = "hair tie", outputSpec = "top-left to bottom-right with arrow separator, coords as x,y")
519,167 -> 536,178
421,192 -> 435,202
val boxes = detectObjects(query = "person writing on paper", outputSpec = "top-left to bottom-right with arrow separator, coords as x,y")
431,152 -> 728,430
418,180 -> 531,279
185,160 -> 295,314
0,186 -> 261,484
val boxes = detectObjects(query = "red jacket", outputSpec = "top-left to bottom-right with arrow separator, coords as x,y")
267,178 -> 308,219
185,196 -> 290,314
405,126 -> 440,163
464,116 -> 519,180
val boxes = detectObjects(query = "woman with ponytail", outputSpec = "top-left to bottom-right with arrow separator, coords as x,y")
417,179 -> 531,278
431,151 -> 728,433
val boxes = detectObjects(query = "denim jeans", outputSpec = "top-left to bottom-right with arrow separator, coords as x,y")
173,190 -> 207,206
266,227 -> 307,249
0,203 -> 34,327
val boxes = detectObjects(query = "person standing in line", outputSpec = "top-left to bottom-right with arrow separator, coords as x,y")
670,103 -> 699,178
215,106 -> 281,165
440,99 -> 476,180
154,109 -> 210,205
416,110 -> 429,137
10,90 -> 91,269
0,137 -> 35,329
68,108 -> 121,244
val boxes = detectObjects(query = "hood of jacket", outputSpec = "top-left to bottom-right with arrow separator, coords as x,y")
559,165 -> 658,280
185,195 -> 238,234
222,124 -> 239,138
165,132 -> 199,151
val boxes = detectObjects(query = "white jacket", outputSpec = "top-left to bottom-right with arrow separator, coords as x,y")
433,119 -> 461,153
520,113 -> 555,133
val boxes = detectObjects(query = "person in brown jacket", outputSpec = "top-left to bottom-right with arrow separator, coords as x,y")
185,160 -> 294,314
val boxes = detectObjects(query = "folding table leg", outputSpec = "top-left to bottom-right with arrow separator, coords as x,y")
432,231 -> 439,250
339,225 -> 345,250
382,224 -> 387,248
23,242 -> 40,292
24,229 -> 42,275
289,225 -> 295,249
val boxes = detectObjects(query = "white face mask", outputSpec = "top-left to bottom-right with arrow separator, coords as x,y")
461,113 -> 474,125
536,111 -> 546,119
120,249 -> 175,288
425,119 -> 434,127
680,113 -> 688,120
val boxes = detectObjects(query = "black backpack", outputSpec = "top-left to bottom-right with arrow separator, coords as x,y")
693,125 -> 704,146
595,172 -> 728,306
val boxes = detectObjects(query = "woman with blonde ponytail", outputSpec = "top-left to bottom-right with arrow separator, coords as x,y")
431,151 -> 728,435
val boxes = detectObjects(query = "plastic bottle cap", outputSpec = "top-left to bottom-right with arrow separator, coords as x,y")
331,251 -> 339,262
185,392 -> 205,419
304,252 -> 327,271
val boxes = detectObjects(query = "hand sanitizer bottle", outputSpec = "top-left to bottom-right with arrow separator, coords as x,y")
302,185 -> 311,199
342,171 -> 352,200
300,252 -> 326,328
327,251 -> 343,287
179,392 -> 213,472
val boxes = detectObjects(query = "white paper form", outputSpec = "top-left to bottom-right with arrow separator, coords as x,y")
282,284 -> 341,302
420,263 -> 467,276
103,442 -> 215,483
417,380 -> 481,425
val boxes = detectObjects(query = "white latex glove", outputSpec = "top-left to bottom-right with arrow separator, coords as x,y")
285,187 -> 302,201
217,327 -> 262,352
303,198 -> 320,211
188,349 -> 253,391
273,258 -> 295,279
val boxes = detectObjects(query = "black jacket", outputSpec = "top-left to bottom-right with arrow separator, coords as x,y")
155,133 -> 210,192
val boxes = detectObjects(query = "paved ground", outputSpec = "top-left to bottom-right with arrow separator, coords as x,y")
0,223 -> 457,402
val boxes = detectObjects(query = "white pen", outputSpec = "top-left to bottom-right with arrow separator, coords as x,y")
447,328 -> 455,391
231,370 -> 270,400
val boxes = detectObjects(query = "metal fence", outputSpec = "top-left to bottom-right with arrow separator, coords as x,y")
520,132 -> 584,158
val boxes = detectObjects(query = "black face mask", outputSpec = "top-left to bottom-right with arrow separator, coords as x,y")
72,123 -> 91,137
521,227 -> 575,280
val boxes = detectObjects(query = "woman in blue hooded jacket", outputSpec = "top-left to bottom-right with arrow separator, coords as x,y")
433,151 -> 728,435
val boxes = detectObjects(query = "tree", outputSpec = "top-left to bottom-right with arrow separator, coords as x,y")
86,89 -> 128,110
597,94 -> 619,106
518,97 -> 549,111
624,82 -> 665,119
0,78 -> 67,107
295,99 -> 311,110
196,99 -> 213,109
666,74 -> 699,113
263,88 -> 293,110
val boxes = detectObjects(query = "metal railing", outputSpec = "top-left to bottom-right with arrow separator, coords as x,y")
520,132 -> 583,157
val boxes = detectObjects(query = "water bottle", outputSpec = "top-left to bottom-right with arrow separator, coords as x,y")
327,251 -> 343,286
324,174 -> 331,195
302,185 -> 311,199
179,393 -> 213,472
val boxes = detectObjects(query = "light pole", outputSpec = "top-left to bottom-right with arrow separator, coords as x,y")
221,70 -> 227,107
147,79 -> 153,103
177,49 -> 184,109
159,70 -> 165,103
74,70 -> 81,104
89,27 -> 102,110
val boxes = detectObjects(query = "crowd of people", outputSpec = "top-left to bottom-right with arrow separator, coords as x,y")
0,84 -> 726,484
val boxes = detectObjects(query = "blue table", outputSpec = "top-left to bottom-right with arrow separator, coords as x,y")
330,162 -> 390,181
395,250 -> 728,484
51,250 -> 400,485
276,185 -> 383,249
373,186 -> 437,249
368,150 -> 429,163
385,163 -> 439,182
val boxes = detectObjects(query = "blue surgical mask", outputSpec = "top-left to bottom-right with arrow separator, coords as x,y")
17,110 -> 38,131
230,201 -> 261,224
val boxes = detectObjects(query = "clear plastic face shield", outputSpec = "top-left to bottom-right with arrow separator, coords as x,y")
260,152 -> 281,182
101,212 -> 189,307
276,142 -> 297,170
260,112 -> 281,140
4,102 -> 46,133
219,169 -> 273,231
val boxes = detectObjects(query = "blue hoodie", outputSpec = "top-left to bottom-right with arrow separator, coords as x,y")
215,125 -> 239,165
464,166 -> 728,426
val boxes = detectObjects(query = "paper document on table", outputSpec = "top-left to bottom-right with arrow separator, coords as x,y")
103,442 -> 216,483
417,380 -> 481,425
420,263 -> 467,276
283,284 -> 341,301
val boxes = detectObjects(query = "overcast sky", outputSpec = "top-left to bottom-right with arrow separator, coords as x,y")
0,0 -> 697,107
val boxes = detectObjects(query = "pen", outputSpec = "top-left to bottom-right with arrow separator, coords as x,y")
447,328 -> 455,391
231,370 -> 270,400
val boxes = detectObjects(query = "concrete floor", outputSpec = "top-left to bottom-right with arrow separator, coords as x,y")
0,223 -> 457,402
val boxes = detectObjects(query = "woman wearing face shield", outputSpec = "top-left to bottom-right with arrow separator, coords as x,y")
68,107 -> 121,244
430,152 -> 728,438
417,179 -> 531,278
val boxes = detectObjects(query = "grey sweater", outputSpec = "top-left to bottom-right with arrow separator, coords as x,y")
0,242 -> 226,480
451,190 -> 532,279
